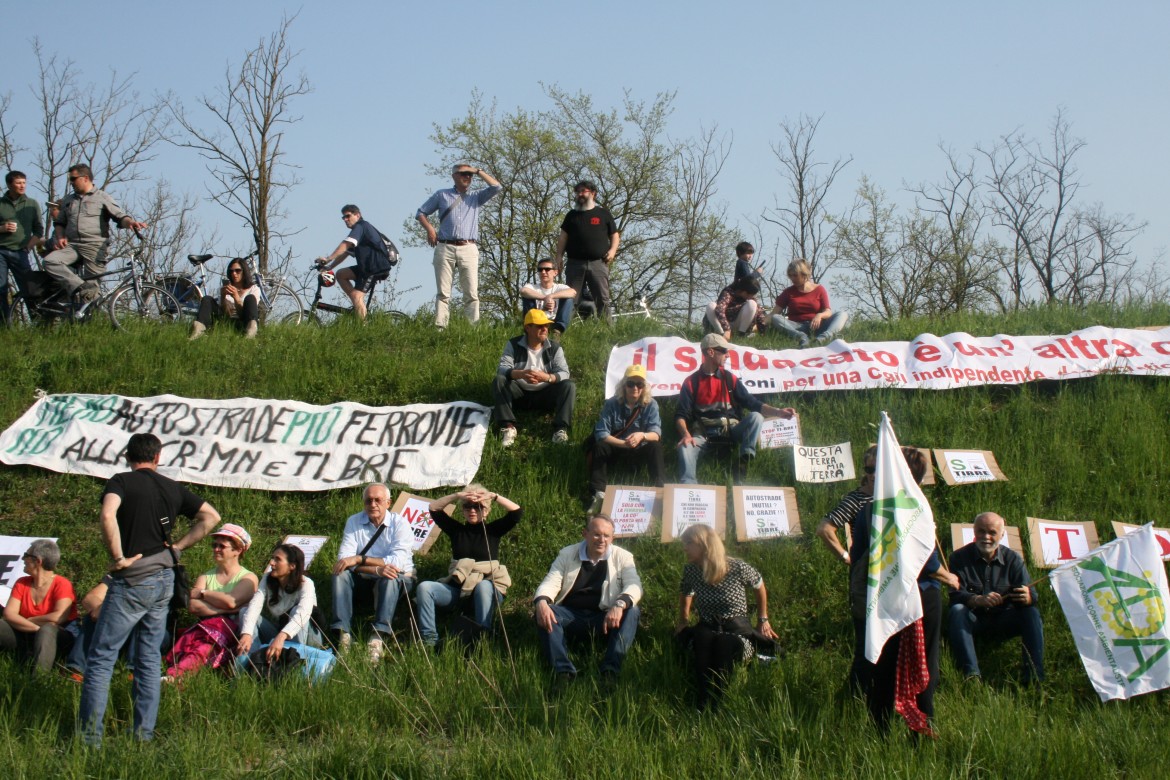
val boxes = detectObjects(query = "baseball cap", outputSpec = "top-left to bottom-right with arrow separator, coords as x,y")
624,365 -> 648,381
524,308 -> 554,327
211,523 -> 252,551
701,333 -> 731,352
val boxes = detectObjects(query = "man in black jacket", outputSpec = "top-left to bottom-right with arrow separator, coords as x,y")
492,308 -> 576,447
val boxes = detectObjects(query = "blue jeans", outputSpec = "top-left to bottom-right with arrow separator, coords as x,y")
536,603 -> 640,676
415,579 -> 502,646
947,603 -> 1045,682
522,296 -> 573,333
78,568 -> 173,745
678,412 -> 765,484
770,311 -> 849,346
331,569 -> 415,636
0,247 -> 31,325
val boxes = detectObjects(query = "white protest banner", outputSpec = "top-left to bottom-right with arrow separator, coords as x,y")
604,326 -> 1170,398
601,487 -> 662,538
1112,522 -> 1170,561
282,535 -> 330,571
0,393 -> 490,492
864,413 -> 937,663
732,486 -> 800,541
934,449 -> 1007,485
391,492 -> 442,554
1027,518 -> 1100,569
794,442 -> 855,483
758,416 -> 802,449
1051,525 -> 1170,701
0,535 -> 56,604
661,484 -> 726,542
950,524 -> 1022,553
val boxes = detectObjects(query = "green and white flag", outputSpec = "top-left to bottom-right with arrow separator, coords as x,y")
864,412 -> 937,662
1051,524 -> 1170,701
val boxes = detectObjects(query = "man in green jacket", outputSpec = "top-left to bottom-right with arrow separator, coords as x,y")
0,170 -> 44,324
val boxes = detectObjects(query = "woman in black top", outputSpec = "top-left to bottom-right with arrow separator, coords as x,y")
415,484 -> 521,647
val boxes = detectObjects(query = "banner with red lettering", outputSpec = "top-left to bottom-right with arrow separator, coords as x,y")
604,326 -> 1170,398
0,393 -> 490,492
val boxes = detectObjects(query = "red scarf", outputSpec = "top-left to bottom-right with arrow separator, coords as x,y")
894,619 -> 936,738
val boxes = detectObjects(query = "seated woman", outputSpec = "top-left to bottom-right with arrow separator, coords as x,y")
675,525 -> 777,710
164,524 -> 258,682
586,364 -> 664,507
189,258 -> 260,340
237,543 -> 324,662
0,539 -> 78,673
769,259 -> 848,347
416,485 -> 520,648
703,276 -> 766,340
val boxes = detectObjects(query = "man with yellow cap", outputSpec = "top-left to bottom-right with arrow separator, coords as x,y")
492,308 -> 576,447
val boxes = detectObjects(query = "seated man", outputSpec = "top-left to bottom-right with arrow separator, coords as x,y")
675,333 -> 796,484
947,511 -> 1044,683
586,364 -> 664,508
533,514 -> 641,686
703,276 -> 766,340
520,258 -> 575,335
492,308 -> 576,447
331,483 -> 415,663
315,204 -> 392,321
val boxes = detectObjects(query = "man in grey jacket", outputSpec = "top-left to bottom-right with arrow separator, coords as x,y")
533,514 -> 642,685
491,308 -> 576,447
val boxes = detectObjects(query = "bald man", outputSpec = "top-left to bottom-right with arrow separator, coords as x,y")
947,512 -> 1044,683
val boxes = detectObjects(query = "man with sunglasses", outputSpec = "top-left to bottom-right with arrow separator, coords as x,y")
44,164 -> 146,305
316,204 -> 392,321
416,163 -> 501,328
675,333 -> 796,484
520,258 -> 576,334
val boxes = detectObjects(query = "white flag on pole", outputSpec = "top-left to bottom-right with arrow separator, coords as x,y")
864,412 -> 938,662
1050,524 -> 1170,701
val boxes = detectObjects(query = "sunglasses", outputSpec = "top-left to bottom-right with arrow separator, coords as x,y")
211,541 -> 232,550
69,176 -> 83,182
625,380 -> 645,389
229,268 -> 243,274
456,171 -> 475,178
462,502 -> 484,511
538,267 -> 556,273
712,347 -> 729,354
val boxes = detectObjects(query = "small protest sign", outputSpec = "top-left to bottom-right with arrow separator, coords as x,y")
933,449 -> 1007,485
1027,517 -> 1100,568
661,484 -> 726,542
794,442 -> 855,483
1112,522 -> 1170,561
601,487 -> 661,538
732,487 -> 800,541
758,417 -> 802,449
391,492 -> 443,554
282,535 -> 330,571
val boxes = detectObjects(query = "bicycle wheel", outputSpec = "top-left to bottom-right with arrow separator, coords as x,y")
5,292 -> 33,327
259,280 -> 305,325
159,275 -> 203,319
307,304 -> 340,327
108,283 -> 183,330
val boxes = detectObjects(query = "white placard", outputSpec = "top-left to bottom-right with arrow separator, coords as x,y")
1033,520 -> 1097,566
1114,522 -> 1170,561
607,487 -> 659,537
941,450 -> 995,483
735,487 -> 797,539
392,493 -> 442,553
794,442 -> 855,483
758,417 -> 802,449
282,535 -> 330,571
0,535 -> 57,604
667,486 -> 720,539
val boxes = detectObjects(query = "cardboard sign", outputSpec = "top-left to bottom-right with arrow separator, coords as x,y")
1027,517 -> 1100,568
794,442 -> 855,483
391,492 -> 443,554
0,535 -> 57,604
282,535 -> 330,571
934,449 -> 1007,485
601,486 -> 662,538
732,486 -> 801,541
758,417 -> 802,449
1112,522 -> 1170,561
661,484 -> 726,541
949,524 -> 1022,553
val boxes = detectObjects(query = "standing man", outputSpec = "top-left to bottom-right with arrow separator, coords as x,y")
533,514 -> 642,687
78,433 -> 220,746
331,483 -> 415,664
492,308 -> 576,447
0,171 -> 43,324
416,163 -> 501,328
947,511 -> 1045,683
676,333 -> 796,484
553,180 -> 620,322
316,204 -> 393,321
43,164 -> 146,305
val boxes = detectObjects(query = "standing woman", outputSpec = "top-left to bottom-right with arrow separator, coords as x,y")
416,485 -> 520,648
769,259 -> 848,347
237,543 -> 323,661
675,524 -> 778,710
189,257 -> 260,339
164,524 -> 259,681
0,539 -> 78,672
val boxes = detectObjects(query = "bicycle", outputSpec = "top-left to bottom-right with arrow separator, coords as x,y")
158,250 -> 305,325
305,262 -> 408,325
7,239 -> 182,330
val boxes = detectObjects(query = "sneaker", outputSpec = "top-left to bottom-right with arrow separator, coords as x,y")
243,320 -> 258,339
337,631 -> 353,652
500,427 -> 518,448
552,429 -> 569,444
367,637 -> 384,665
189,322 -> 207,341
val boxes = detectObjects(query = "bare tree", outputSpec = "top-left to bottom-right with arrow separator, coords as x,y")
762,114 -> 851,282
0,92 -> 21,170
31,41 -> 80,204
168,15 -> 310,272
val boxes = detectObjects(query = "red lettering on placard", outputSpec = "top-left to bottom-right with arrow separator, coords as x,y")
674,346 -> 698,372
913,343 -> 941,362
1043,525 -> 1083,560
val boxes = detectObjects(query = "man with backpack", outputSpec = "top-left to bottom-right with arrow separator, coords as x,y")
316,204 -> 393,321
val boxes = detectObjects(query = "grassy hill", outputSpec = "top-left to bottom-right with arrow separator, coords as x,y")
1,304 -> 1168,778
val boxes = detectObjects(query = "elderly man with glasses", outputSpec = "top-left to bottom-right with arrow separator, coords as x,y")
519,258 -> 576,335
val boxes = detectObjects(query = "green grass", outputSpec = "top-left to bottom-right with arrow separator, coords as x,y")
1,304 -> 1169,778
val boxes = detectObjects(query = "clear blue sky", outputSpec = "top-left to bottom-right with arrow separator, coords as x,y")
5,1 -> 1166,311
